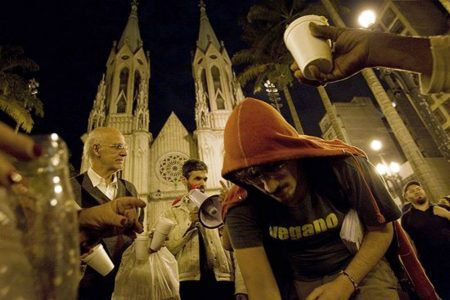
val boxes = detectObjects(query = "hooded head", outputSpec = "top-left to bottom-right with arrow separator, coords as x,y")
222,98 -> 365,180
221,98 -> 366,209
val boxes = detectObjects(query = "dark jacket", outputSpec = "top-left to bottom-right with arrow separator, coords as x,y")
71,172 -> 139,300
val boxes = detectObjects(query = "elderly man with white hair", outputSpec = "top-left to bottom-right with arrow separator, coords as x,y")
71,127 -> 143,300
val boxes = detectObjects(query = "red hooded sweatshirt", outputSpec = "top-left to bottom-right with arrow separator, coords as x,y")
221,98 -> 439,300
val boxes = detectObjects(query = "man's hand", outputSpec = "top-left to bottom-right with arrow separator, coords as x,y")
292,23 -> 372,85
0,122 -> 42,188
189,207 -> 200,224
305,275 -> 355,300
433,206 -> 450,220
79,196 -> 146,238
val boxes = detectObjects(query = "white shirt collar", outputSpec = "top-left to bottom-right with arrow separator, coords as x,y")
87,167 -> 118,188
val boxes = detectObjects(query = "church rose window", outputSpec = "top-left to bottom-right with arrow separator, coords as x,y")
157,153 -> 189,184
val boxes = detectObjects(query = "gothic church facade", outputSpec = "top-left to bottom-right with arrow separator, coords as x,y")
81,1 -> 244,226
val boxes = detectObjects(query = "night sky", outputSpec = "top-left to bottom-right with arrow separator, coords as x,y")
0,0 -> 374,169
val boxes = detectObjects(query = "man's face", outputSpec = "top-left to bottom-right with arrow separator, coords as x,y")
235,160 -> 303,206
184,170 -> 208,192
95,131 -> 128,173
404,184 -> 427,206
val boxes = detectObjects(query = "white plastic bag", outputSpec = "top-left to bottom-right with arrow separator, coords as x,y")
112,243 -> 180,300
340,209 -> 364,254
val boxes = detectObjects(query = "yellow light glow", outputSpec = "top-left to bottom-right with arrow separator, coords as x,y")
358,10 -> 376,28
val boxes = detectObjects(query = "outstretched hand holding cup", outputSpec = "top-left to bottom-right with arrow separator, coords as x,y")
284,15 -> 333,81
290,23 -> 377,85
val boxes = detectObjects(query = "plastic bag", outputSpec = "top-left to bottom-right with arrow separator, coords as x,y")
112,243 -> 180,300
339,209 -> 364,254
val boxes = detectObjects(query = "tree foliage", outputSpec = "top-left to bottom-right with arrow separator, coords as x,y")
233,0 -> 326,133
233,0 -> 326,93
0,45 -> 43,132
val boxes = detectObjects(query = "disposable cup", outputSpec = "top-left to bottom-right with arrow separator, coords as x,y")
149,217 -> 175,251
134,234 -> 150,261
284,15 -> 332,80
81,244 -> 114,276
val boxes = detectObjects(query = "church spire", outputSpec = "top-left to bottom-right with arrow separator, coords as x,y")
118,0 -> 143,53
196,0 -> 221,52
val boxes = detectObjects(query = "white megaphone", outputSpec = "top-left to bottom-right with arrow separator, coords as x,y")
187,189 -> 223,229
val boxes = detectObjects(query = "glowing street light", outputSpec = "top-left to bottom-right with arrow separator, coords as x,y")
376,161 -> 400,176
370,139 -> 382,152
389,162 -> 400,173
370,139 -> 403,200
264,80 -> 282,112
376,163 -> 388,175
358,9 -> 376,28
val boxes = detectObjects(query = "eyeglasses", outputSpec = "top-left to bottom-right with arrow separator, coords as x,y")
97,143 -> 128,151
233,161 -> 288,186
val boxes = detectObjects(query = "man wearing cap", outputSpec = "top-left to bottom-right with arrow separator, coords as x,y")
401,181 -> 450,300
163,159 -> 247,300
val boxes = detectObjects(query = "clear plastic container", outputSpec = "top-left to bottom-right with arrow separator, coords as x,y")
13,134 -> 80,299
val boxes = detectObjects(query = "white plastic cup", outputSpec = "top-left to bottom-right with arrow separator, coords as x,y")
149,217 -> 175,252
81,244 -> 114,276
134,234 -> 150,261
284,15 -> 332,80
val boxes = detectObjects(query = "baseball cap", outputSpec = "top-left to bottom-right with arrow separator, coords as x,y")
403,180 -> 421,196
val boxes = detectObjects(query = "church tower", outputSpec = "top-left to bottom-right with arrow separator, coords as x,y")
192,1 -> 244,190
84,0 -> 151,196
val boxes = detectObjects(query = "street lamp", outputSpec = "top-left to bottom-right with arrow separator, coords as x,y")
264,80 -> 283,112
370,139 -> 382,152
370,139 -> 403,201
358,9 -> 376,28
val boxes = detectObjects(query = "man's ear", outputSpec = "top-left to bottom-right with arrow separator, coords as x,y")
93,144 -> 101,157
181,176 -> 188,185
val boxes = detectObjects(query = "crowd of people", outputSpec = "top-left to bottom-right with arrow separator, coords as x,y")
0,24 -> 448,300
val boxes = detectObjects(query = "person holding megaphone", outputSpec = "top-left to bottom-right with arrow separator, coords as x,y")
162,159 -> 247,300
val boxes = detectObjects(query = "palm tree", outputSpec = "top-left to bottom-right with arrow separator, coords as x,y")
233,0 -> 325,134
0,45 -> 43,132
233,46 -> 304,133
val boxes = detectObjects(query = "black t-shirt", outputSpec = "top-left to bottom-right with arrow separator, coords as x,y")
401,204 -> 450,271
226,156 -> 401,281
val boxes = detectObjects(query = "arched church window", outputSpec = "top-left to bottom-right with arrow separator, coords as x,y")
119,68 -> 129,93
211,66 -> 221,92
133,71 -> 141,111
212,67 -> 225,109
200,69 -> 211,111
117,94 -> 126,113
201,69 -> 208,94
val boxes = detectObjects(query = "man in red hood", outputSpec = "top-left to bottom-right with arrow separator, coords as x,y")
221,98 -> 404,300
